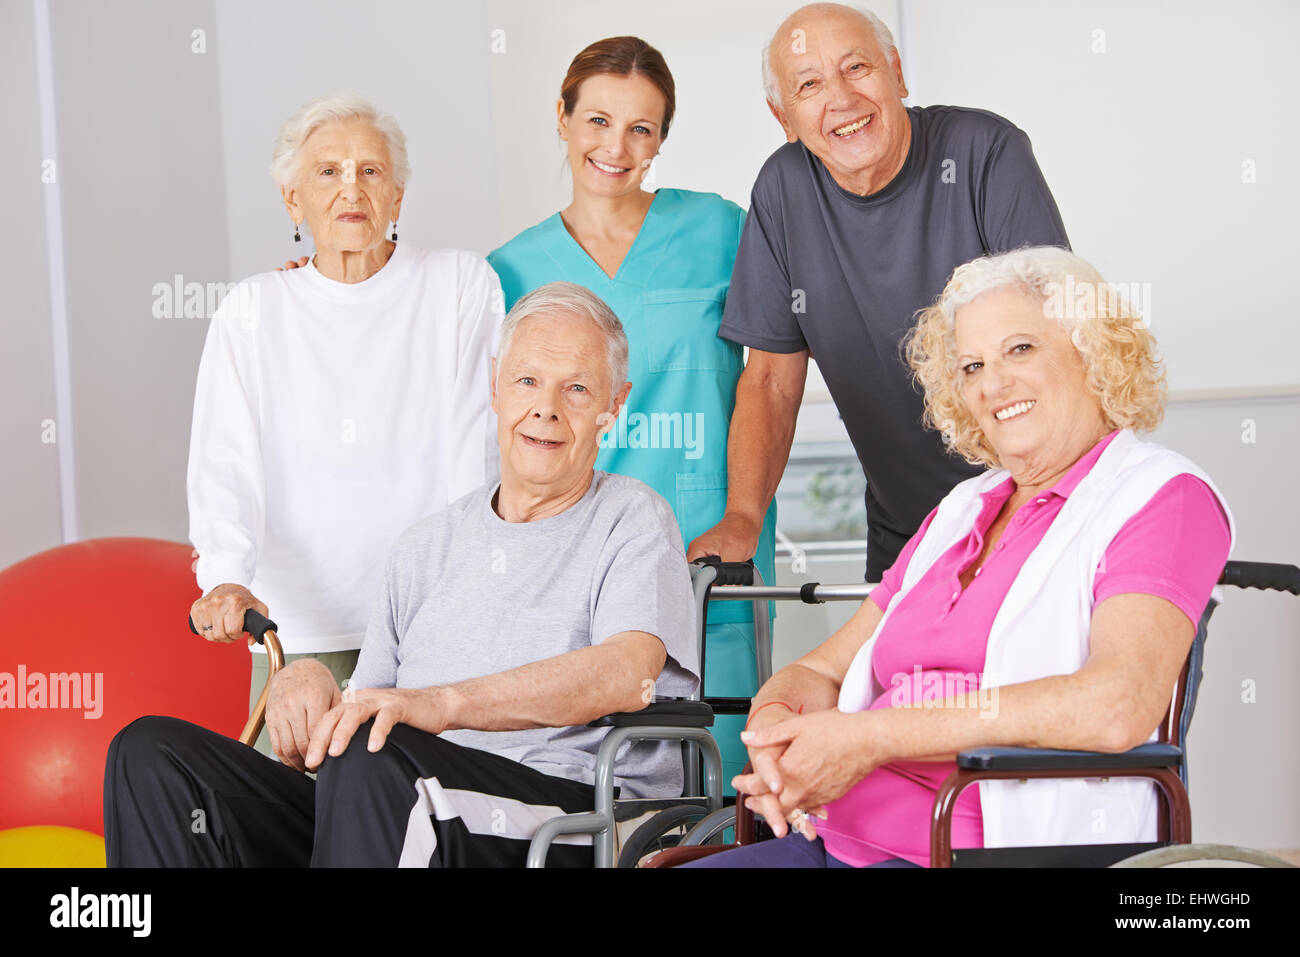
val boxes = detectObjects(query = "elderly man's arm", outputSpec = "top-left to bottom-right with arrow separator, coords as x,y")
304,632 -> 672,766
687,348 -> 807,561
437,631 -> 668,730
740,592 -> 1195,825
689,174 -> 807,563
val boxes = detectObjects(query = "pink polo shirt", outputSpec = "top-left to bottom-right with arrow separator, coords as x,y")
816,430 -> 1231,867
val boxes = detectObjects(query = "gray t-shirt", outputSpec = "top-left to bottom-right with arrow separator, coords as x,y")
720,105 -> 1070,580
348,470 -> 699,798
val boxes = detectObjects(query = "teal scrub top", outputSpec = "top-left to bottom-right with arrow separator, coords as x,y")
488,188 -> 777,625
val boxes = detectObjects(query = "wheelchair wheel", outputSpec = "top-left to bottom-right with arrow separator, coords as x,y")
1110,844 -> 1298,868
681,806 -> 738,846
617,805 -> 710,868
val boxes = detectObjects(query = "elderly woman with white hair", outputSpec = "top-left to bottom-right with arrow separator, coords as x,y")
688,246 -> 1234,868
185,92 -> 501,762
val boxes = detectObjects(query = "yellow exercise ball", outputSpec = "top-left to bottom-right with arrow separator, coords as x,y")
0,826 -> 106,867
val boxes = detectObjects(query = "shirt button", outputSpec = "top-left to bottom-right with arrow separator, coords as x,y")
974,568 -> 982,577
951,589 -> 960,600
1014,515 -> 1025,525
1036,498 -> 1047,505
996,543 -> 1004,550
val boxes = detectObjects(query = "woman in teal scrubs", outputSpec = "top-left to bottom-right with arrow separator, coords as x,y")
488,36 -> 776,793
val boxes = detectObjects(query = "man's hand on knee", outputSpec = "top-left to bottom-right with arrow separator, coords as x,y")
304,686 -> 452,771
265,659 -> 340,772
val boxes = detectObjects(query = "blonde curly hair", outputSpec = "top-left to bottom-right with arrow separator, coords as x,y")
903,246 -> 1166,469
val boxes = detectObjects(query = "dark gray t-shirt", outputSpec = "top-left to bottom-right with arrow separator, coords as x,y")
720,105 -> 1070,579
348,470 -> 699,799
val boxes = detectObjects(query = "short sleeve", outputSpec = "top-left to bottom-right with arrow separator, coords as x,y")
718,179 -> 809,354
978,126 -> 1071,254
1093,475 -> 1232,627
347,550 -> 401,690
869,505 -> 940,611
590,503 -> 699,697
485,245 -> 526,314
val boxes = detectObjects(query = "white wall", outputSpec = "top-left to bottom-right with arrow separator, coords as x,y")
0,0 -> 62,567
47,0 -> 232,546
904,0 -> 1300,395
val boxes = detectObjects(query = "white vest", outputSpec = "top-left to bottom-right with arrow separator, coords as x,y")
838,429 -> 1235,848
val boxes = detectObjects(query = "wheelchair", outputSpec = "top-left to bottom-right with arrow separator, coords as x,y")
222,558 -> 773,868
639,558 -> 1300,869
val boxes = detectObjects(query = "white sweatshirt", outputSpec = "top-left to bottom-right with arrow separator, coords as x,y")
186,243 -> 502,654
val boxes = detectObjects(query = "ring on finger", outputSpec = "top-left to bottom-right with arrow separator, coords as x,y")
788,807 -> 813,837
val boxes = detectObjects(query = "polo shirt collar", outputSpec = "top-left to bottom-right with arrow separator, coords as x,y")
977,428 -> 1122,507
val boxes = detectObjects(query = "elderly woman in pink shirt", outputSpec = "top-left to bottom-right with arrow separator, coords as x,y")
689,245 -> 1234,868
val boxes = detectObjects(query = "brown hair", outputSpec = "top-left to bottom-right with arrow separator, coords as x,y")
560,36 -> 676,140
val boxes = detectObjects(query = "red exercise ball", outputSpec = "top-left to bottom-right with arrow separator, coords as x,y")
0,538 -> 252,835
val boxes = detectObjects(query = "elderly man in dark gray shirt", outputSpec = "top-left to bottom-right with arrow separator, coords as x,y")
689,2 -> 1069,581
104,282 -> 698,868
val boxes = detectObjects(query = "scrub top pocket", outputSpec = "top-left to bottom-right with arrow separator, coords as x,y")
675,471 -> 730,551
642,287 -> 741,374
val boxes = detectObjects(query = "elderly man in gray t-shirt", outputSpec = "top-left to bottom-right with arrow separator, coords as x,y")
103,282 -> 699,868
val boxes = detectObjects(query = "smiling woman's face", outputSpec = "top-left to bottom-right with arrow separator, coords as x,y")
954,286 -> 1108,479
281,116 -> 403,253
557,73 -> 665,200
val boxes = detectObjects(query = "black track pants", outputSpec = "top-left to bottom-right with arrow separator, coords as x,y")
104,715 -> 598,867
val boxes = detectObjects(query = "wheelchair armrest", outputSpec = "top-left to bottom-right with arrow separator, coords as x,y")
642,843 -> 735,868
588,699 -> 715,728
702,696 -> 752,716
955,742 -> 1183,772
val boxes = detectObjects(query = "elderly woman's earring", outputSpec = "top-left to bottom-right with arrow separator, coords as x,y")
390,222 -> 398,242
293,221 -> 301,243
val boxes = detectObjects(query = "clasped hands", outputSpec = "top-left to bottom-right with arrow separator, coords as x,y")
734,706 -> 883,841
